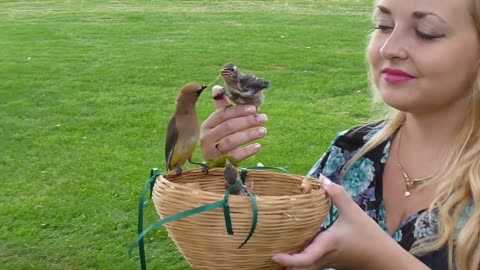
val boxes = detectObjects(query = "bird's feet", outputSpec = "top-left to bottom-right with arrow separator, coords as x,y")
188,159 -> 210,174
223,104 -> 234,112
175,167 -> 183,176
200,164 -> 210,174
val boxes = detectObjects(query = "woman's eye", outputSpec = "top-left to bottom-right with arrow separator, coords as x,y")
416,30 -> 445,40
374,25 -> 394,32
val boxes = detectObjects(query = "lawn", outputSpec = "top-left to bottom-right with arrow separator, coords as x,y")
1,0 -> 374,269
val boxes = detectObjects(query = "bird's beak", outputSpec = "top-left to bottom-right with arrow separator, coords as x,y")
196,85 -> 207,95
225,159 -> 233,168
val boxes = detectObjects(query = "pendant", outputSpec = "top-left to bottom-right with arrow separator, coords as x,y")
404,191 -> 411,197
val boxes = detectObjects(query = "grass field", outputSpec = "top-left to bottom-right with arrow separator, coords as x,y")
1,1 -> 375,269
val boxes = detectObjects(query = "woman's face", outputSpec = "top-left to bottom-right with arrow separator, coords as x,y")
367,0 -> 480,114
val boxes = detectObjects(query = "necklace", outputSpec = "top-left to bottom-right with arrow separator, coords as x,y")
396,128 -> 438,197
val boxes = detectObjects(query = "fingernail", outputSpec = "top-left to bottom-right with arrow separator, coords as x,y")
271,255 -> 279,263
253,143 -> 261,150
321,174 -> 332,186
256,114 -> 268,122
246,106 -> 256,113
258,127 -> 267,136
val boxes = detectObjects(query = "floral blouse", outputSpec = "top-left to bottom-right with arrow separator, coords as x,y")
308,121 -> 474,270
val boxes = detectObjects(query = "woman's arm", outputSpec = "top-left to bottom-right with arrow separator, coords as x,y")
272,177 -> 431,270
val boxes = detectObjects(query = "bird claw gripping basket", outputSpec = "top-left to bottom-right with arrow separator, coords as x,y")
133,167 -> 331,270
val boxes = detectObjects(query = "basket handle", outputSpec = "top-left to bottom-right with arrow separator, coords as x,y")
128,171 -> 258,270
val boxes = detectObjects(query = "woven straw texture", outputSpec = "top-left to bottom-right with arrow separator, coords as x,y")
152,168 -> 331,270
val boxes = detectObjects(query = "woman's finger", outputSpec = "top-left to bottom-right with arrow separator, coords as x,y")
226,143 -> 262,162
209,113 -> 267,141
272,252 -> 324,269
202,104 -> 257,129
213,127 -> 267,154
272,252 -> 316,268
201,126 -> 266,161
272,231 -> 333,268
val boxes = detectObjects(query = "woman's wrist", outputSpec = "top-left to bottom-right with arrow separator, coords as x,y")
359,234 -> 430,270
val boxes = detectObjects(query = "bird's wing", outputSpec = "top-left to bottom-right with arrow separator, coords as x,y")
165,116 -> 178,171
239,75 -> 263,92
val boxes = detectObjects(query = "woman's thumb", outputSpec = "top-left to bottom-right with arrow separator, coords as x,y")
320,175 -> 356,215
212,85 -> 230,110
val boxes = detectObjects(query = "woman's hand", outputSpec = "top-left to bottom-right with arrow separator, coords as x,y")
272,177 -> 430,270
200,85 -> 268,162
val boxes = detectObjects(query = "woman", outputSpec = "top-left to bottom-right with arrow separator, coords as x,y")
200,0 -> 480,269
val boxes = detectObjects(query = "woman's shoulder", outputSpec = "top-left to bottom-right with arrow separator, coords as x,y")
332,120 -> 387,150
308,120 -> 387,179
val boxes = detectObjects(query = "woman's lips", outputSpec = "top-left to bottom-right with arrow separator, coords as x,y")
382,68 -> 416,84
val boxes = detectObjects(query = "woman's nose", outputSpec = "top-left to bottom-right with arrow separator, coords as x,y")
379,29 -> 409,60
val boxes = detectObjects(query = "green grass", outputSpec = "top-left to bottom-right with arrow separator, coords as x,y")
1,0 -> 375,268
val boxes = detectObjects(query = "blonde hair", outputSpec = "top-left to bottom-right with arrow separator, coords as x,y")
341,1 -> 480,269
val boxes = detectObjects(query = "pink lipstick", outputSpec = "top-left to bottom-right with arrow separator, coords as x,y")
382,68 -> 416,84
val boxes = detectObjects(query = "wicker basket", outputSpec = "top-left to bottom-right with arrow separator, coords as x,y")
152,168 -> 330,270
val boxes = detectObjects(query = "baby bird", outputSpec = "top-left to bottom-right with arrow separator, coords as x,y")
215,63 -> 270,111
224,159 -> 247,196
300,176 -> 323,194
300,177 -> 313,193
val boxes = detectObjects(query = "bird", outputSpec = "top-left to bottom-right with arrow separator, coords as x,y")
300,177 -> 313,193
224,159 -> 247,196
300,176 -> 323,194
165,82 -> 209,175
214,63 -> 270,111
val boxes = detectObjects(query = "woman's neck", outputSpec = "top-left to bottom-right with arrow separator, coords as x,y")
402,95 -> 470,147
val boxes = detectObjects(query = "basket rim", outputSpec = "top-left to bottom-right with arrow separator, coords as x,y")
157,168 -> 328,200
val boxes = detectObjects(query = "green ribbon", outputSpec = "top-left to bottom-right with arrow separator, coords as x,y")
238,187 -> 258,249
240,166 -> 289,184
129,171 -> 262,269
221,183 -> 258,249
135,169 -> 160,270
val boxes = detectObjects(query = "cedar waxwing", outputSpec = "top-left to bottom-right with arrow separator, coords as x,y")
224,159 -> 247,196
165,82 -> 209,175
214,63 -> 270,111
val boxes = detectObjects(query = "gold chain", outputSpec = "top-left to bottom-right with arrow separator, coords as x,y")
396,128 -> 438,197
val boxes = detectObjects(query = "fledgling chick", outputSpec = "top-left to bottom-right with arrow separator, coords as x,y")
215,63 -> 270,111
300,176 -> 322,194
300,177 -> 313,193
224,159 -> 247,196
165,82 -> 209,175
